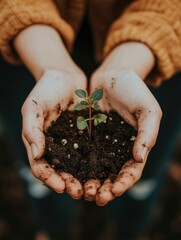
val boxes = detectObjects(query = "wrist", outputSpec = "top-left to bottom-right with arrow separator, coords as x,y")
42,68 -> 86,81
100,42 -> 155,80
13,24 -> 80,81
36,64 -> 85,82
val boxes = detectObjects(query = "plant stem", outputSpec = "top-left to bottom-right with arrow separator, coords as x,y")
87,125 -> 91,139
89,105 -> 92,140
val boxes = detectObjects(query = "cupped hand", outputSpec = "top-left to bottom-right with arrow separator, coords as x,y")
84,68 -> 162,205
22,69 -> 87,199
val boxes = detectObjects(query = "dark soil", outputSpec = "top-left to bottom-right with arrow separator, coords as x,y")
43,110 -> 137,184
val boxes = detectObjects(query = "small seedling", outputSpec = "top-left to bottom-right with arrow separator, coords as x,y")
74,89 -> 107,139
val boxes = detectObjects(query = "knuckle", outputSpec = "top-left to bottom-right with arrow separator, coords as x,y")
31,166 -> 39,179
153,104 -> 163,120
143,133 -> 156,147
145,132 -> 157,147
151,137 -> 157,147
128,171 -> 137,182
136,131 -> 155,148
112,185 -> 123,196
21,102 -> 27,115
22,129 -> 30,141
157,106 -> 163,119
31,162 -> 52,181
135,171 -> 142,182
21,98 -> 32,114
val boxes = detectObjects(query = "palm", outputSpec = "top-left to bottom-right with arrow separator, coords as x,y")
22,70 -> 87,198
83,69 -> 162,205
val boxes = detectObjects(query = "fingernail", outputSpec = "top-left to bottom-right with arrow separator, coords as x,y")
141,147 -> 149,162
31,143 -> 38,159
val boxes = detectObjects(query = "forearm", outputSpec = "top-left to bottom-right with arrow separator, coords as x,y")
13,24 -> 79,81
100,42 -> 155,80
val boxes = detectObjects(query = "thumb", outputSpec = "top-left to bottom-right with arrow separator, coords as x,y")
22,99 -> 45,159
133,108 -> 162,162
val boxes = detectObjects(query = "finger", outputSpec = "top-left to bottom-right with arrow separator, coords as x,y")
95,179 -> 115,206
23,136 -> 65,193
84,179 -> 100,201
22,98 -> 45,159
111,159 -> 146,196
44,103 -> 62,130
59,172 -> 83,199
133,107 -> 162,162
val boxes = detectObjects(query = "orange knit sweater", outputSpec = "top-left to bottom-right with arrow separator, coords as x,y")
0,0 -> 181,86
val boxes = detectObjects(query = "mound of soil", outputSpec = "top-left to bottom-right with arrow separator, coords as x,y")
43,110 -> 136,184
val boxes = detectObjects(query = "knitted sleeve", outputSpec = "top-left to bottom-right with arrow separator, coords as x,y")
0,0 -> 74,64
103,0 -> 181,86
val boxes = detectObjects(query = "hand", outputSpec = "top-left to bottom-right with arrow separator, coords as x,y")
22,69 -> 87,199
84,43 -> 162,205
14,25 -> 88,199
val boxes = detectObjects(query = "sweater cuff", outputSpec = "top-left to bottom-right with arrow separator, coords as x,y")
0,1 -> 74,64
103,12 -> 181,86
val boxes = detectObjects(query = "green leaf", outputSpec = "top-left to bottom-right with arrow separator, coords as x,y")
75,89 -> 87,99
74,101 -> 88,110
74,103 -> 85,110
80,101 -> 88,106
94,118 -> 99,126
91,89 -> 103,101
93,102 -> 100,110
93,113 -> 107,126
77,116 -> 88,130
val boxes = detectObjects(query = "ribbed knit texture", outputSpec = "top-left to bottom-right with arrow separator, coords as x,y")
0,0 -> 181,85
0,0 -> 74,64
103,0 -> 181,86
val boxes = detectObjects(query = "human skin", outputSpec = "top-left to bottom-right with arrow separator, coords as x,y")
14,25 -> 162,203
85,42 -> 162,205
14,24 -> 87,199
